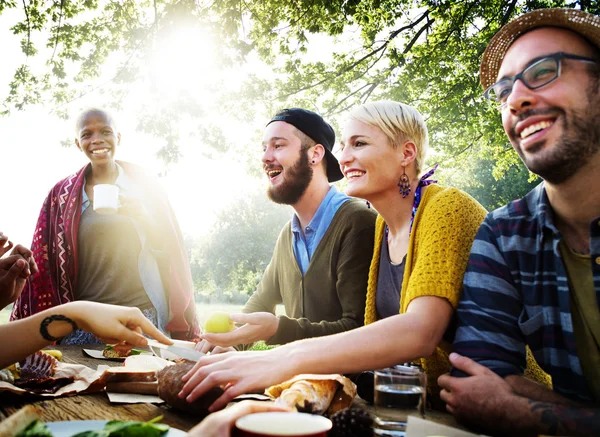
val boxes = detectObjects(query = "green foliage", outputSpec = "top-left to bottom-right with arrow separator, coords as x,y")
2,1 -> 598,177
16,421 -> 53,437
249,340 -> 276,351
447,157 -> 540,211
71,417 -> 169,437
190,189 -> 290,297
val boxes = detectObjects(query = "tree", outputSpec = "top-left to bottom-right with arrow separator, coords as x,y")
2,1 -> 598,175
190,188 -> 291,297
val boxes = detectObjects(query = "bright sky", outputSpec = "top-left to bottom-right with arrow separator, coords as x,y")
1,9 -> 270,247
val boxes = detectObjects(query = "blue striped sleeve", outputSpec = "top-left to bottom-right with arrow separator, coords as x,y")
452,215 -> 527,377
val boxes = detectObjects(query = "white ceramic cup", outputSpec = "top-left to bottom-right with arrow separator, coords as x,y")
93,184 -> 120,215
235,412 -> 332,437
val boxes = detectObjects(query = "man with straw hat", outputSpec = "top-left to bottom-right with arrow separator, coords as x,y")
438,8 -> 600,436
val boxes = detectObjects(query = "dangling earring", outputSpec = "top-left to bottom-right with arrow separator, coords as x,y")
397,166 -> 411,198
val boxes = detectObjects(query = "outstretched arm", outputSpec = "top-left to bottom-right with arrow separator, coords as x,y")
180,294 -> 452,412
0,301 -> 172,369
439,353 -> 599,437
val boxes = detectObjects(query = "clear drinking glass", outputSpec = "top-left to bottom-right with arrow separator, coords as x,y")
373,365 -> 426,435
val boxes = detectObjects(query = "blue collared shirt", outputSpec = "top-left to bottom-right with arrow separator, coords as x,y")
291,186 -> 351,275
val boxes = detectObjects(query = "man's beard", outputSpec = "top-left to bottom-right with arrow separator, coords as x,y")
510,92 -> 600,185
267,149 -> 313,205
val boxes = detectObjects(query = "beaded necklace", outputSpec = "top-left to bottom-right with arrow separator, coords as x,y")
386,164 -> 438,240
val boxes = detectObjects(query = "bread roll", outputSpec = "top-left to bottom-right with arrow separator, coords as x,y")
157,361 -> 225,414
0,405 -> 39,437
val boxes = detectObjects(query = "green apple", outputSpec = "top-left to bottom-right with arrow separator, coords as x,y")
205,311 -> 235,333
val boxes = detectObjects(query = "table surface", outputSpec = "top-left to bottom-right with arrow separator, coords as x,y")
0,345 -> 202,432
0,345 -> 463,434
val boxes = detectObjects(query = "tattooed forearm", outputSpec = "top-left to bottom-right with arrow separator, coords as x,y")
529,399 -> 600,436
40,314 -> 78,341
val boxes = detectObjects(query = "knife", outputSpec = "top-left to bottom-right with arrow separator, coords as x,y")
146,340 -> 205,362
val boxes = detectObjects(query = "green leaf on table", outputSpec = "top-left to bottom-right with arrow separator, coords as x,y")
16,420 -> 53,437
71,417 -> 169,437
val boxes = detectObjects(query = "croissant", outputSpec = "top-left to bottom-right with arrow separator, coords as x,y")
273,379 -> 339,414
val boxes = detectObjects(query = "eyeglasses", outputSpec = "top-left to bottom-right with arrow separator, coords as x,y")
483,52 -> 598,108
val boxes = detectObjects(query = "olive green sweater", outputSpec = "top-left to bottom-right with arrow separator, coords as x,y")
243,198 -> 377,345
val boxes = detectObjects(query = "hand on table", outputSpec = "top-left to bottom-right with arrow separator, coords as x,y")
200,312 -> 279,348
178,348 -> 294,412
0,232 -> 14,257
65,302 -> 173,347
187,400 -> 290,437
438,352 -> 515,422
195,339 -> 236,355
0,244 -> 38,310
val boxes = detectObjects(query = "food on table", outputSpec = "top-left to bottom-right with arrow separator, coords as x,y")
273,379 -> 337,413
0,405 -> 40,437
11,352 -> 74,395
266,374 -> 357,415
21,351 -> 57,379
157,361 -> 225,413
14,420 -> 52,437
329,407 -> 374,437
0,409 -> 170,437
70,417 -> 170,437
0,369 -> 15,384
101,355 -> 173,395
204,311 -> 235,333
40,350 -> 62,361
105,355 -> 173,377
102,344 -> 144,359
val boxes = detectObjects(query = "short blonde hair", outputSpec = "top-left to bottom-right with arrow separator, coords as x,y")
348,101 -> 429,174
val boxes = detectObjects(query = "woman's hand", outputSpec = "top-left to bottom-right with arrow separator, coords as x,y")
64,302 -> 173,347
187,401 -> 291,437
178,348 -> 295,412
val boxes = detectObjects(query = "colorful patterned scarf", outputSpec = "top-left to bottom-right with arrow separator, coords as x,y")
11,162 -> 200,340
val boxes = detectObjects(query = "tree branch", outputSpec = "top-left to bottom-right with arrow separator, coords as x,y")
500,0 -> 519,26
276,9 -> 431,100
21,0 -> 31,61
49,0 -> 65,65
324,82 -> 373,115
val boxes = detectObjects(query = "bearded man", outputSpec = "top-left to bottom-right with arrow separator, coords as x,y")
438,8 -> 600,436
197,108 -> 376,352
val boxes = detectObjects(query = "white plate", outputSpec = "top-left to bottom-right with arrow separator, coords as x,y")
45,420 -> 187,436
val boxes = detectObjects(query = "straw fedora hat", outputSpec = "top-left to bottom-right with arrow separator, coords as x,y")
480,8 -> 600,90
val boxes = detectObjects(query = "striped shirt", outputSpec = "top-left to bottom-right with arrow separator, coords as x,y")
453,183 -> 600,403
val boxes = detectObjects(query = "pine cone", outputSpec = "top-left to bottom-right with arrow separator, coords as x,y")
329,407 -> 374,437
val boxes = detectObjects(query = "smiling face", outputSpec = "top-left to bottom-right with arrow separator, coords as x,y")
262,121 -> 314,205
339,118 -> 405,202
75,110 -> 120,166
499,27 -> 600,184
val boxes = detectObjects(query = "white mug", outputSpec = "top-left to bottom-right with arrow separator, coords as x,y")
93,184 -> 120,215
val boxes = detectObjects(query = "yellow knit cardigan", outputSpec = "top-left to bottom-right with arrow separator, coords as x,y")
364,185 -> 551,399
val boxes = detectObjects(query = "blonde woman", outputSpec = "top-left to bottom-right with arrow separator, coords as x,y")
179,101 -> 548,411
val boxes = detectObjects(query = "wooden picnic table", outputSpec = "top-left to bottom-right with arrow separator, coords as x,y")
0,345 -> 202,432
0,345 -> 464,434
